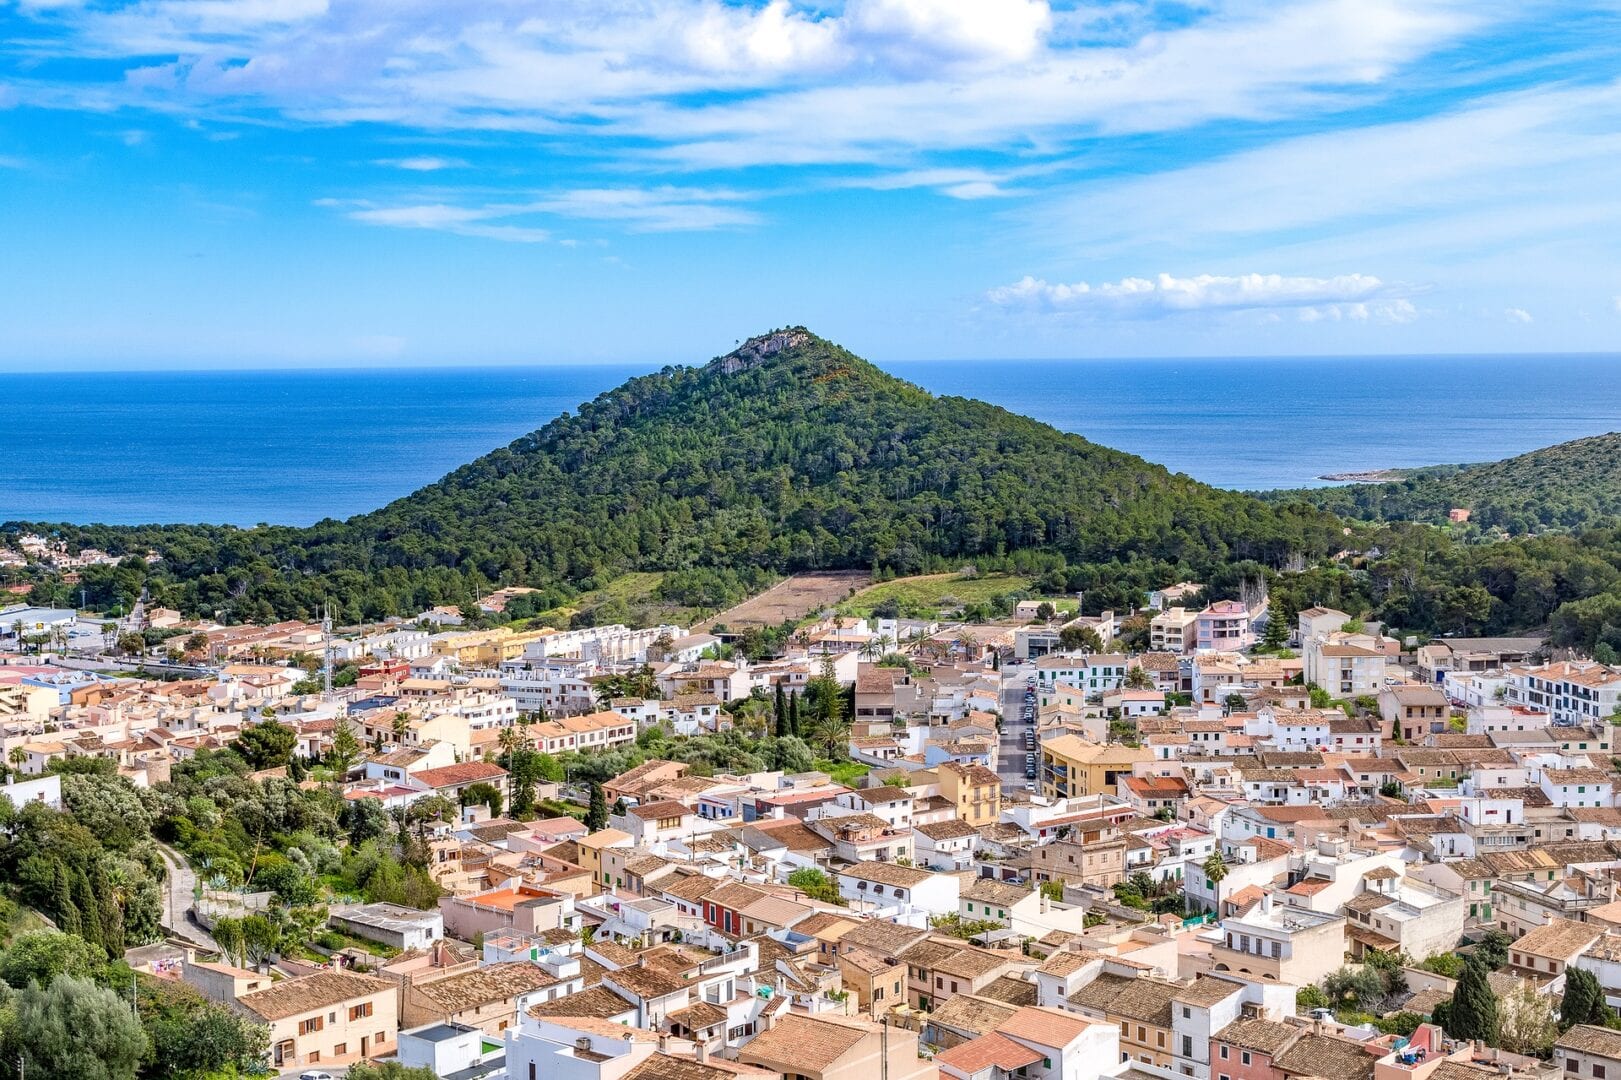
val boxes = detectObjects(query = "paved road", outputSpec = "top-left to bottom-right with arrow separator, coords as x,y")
155,841 -> 220,953
995,668 -> 1038,794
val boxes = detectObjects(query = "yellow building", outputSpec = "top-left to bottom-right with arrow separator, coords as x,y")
937,761 -> 1001,826
574,828 -> 633,888
1040,735 -> 1151,799
430,628 -> 555,666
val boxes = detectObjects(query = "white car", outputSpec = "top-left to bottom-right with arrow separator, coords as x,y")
299,1072 -> 337,1080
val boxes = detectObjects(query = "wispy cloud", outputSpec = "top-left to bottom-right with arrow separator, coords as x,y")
9,0 -> 1486,173
1505,307 -> 1534,323
326,185 -> 758,240
986,272 -> 1426,322
375,156 -> 468,172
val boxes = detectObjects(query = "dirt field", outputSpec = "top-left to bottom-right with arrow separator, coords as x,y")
700,571 -> 872,632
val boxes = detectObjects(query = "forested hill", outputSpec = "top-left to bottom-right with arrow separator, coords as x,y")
10,329 -> 1344,622
1261,433 -> 1621,534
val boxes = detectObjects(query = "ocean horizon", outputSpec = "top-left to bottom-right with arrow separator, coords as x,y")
4,353 -> 1619,527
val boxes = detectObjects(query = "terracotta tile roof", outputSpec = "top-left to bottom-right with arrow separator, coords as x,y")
667,1001 -> 729,1031
1273,1033 -> 1376,1080
928,994 -> 1022,1036
935,1031 -> 1044,1072
737,1014 -> 874,1071
1556,1024 -> 1621,1058
411,961 -> 561,1013
1216,1016 -> 1300,1054
531,986 -> 638,1019
1513,917 -> 1602,960
838,862 -> 933,888
236,971 -> 392,1021
625,1054 -> 776,1080
606,962 -> 692,1000
1066,972 -> 1181,1025
994,1005 -> 1096,1048
978,975 -> 1039,1007
917,818 -> 979,841
412,760 -> 508,788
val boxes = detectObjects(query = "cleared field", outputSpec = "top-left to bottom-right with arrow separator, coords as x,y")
700,570 -> 872,632
839,572 -> 1073,618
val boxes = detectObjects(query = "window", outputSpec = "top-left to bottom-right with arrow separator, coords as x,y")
1595,1066 -> 1607,1079
1220,1047 -> 1229,1060
1158,1032 -> 1166,1048
335,1044 -> 347,1056
349,1002 -> 373,1021
1183,1036 -> 1193,1056
1242,1052 -> 1252,1066
299,1017 -> 324,1035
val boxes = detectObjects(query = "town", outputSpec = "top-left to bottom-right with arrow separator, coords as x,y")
3,568 -> 1621,1080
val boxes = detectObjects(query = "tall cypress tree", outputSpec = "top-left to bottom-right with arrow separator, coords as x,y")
52,861 -> 80,936
774,684 -> 788,737
75,867 -> 104,951
585,781 -> 609,833
1445,959 -> 1499,1042
1562,967 -> 1611,1029
788,691 -> 800,738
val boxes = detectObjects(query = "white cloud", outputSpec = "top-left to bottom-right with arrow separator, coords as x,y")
10,0 -> 1484,171
1505,307 -> 1533,323
846,167 -> 1023,199
331,185 -> 758,240
344,202 -> 551,242
376,156 -> 467,171
1029,79 -> 1621,262
523,188 -> 761,231
986,271 -> 1425,321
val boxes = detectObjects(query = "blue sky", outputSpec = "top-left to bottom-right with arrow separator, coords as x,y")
2,0 -> 1621,367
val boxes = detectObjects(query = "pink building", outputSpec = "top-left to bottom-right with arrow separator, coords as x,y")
1197,601 -> 1254,652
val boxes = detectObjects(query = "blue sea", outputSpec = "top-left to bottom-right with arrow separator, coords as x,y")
3,355 -> 1619,526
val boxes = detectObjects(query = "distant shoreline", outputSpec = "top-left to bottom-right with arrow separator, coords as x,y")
1317,469 -> 1407,483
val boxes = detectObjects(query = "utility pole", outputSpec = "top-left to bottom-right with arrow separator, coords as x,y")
322,603 -> 334,701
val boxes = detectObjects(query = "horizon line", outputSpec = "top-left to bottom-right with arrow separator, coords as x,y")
2,349 -> 1620,376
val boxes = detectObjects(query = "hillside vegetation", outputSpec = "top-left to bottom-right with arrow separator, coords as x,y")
1264,433 -> 1621,534
8,329 -> 1343,624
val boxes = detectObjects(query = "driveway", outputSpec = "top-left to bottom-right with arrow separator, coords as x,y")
155,841 -> 220,953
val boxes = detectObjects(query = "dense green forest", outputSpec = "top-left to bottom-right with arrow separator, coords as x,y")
1262,433 -> 1621,534
5,329 -> 1343,624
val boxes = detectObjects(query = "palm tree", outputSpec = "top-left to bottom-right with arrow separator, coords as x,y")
497,727 -> 520,810
8,746 -> 25,772
391,711 -> 412,746
1201,850 -> 1229,913
1124,665 -> 1154,691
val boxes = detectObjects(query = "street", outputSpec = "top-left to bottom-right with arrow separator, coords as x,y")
994,666 -> 1038,794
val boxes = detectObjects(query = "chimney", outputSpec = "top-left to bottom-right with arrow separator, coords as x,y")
577,1037 -> 593,1053
659,1034 -> 669,1053
695,1042 -> 708,1064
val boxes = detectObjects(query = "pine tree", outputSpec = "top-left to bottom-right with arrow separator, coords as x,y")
1445,959 -> 1499,1042
1260,601 -> 1289,652
585,782 -> 609,833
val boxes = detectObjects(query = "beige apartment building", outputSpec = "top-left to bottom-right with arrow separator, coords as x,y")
235,970 -> 398,1072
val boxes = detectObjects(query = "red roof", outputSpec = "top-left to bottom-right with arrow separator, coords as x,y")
413,761 -> 509,789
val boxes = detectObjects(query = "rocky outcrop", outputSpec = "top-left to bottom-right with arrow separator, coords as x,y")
711,328 -> 813,374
